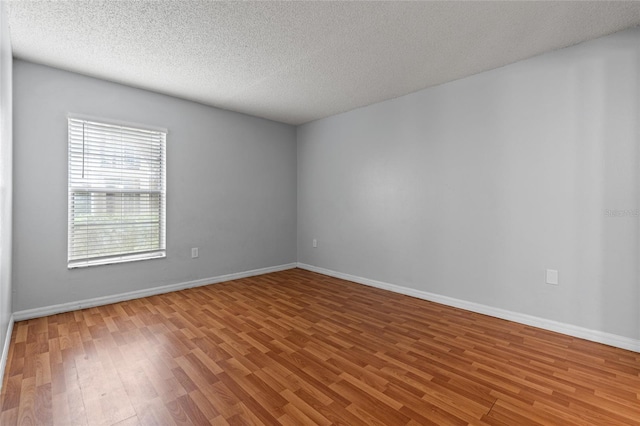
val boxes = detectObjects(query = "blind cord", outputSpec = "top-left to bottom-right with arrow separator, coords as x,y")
81,122 -> 85,179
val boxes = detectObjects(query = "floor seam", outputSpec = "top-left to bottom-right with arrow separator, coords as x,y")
485,397 -> 498,418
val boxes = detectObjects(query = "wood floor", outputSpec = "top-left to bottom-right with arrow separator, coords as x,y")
1,269 -> 639,425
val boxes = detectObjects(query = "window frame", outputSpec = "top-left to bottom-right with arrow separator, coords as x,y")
67,114 -> 167,269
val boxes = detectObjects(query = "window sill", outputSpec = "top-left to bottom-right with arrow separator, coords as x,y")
68,251 -> 166,269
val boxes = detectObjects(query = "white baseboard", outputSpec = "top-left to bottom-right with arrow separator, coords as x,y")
13,263 -> 297,322
297,263 -> 640,353
0,314 -> 14,391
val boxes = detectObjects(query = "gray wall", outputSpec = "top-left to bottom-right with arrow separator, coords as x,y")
0,1 -> 13,364
13,60 -> 297,312
298,27 -> 640,340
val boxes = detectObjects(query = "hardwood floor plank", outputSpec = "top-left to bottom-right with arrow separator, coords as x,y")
188,389 -> 222,421
64,376 -> 89,425
176,394 -> 210,425
485,393 -> 581,425
164,398 -> 192,426
1,268 -> 640,424
330,379 -> 411,424
0,406 -> 18,425
34,383 -> 53,426
51,391 -> 69,425
1,374 -> 22,411
279,388 -> 331,426
16,376 -> 36,426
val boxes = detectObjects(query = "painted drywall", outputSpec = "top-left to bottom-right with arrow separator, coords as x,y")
13,60 -> 297,312
297,27 -> 640,340
0,0 -> 13,375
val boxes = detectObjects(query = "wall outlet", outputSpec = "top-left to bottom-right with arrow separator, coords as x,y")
191,247 -> 199,258
545,269 -> 558,285
313,238 -> 317,248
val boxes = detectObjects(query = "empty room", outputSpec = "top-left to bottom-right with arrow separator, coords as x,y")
1,0 -> 640,424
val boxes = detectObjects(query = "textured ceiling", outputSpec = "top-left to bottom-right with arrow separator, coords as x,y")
8,1 -> 640,125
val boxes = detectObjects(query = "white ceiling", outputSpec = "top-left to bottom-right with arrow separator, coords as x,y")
8,1 -> 640,125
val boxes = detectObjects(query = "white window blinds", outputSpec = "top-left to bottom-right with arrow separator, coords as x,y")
68,116 -> 166,268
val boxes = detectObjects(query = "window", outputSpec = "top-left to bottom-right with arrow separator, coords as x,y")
68,116 -> 166,268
